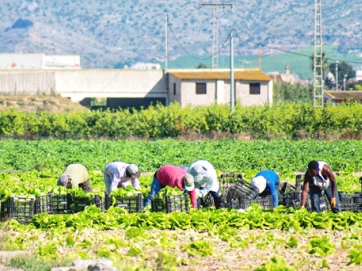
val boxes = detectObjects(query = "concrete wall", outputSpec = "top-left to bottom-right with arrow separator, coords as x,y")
0,54 -> 45,69
168,74 -> 272,107
235,81 -> 270,106
0,69 -> 167,102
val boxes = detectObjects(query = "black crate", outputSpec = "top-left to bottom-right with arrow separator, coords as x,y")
35,195 -> 50,214
295,174 -> 303,193
3,197 -> 35,224
239,195 -> 274,210
106,193 -> 143,213
340,203 -> 360,212
339,192 -> 354,204
281,192 -> 299,208
220,179 -> 259,204
0,195 -> 10,222
166,194 -> 189,213
353,193 -> 362,204
68,194 -> 105,213
151,194 -> 189,213
219,173 -> 243,194
48,193 -> 69,214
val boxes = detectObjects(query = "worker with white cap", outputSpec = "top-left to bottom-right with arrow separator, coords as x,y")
187,160 -> 221,209
104,162 -> 141,193
251,170 -> 280,208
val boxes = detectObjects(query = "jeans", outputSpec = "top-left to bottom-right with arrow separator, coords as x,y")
144,177 -> 165,207
198,189 -> 221,209
310,182 -> 341,213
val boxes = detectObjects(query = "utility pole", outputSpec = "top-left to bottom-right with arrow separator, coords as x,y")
230,32 -> 234,112
165,15 -> 168,73
313,0 -> 324,107
258,45 -> 263,70
199,1 -> 233,69
335,60 -> 339,90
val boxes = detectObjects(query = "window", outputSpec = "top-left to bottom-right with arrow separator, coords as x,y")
173,83 -> 176,95
196,83 -> 207,94
249,83 -> 261,95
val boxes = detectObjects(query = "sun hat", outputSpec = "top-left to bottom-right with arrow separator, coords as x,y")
57,174 -> 69,187
188,164 -> 205,183
183,173 -> 195,191
251,175 -> 267,194
126,164 -> 140,178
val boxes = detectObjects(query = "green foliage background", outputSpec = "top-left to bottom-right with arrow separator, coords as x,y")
1,102 -> 362,140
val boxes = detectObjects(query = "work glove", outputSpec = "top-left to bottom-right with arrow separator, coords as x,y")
330,197 -> 336,208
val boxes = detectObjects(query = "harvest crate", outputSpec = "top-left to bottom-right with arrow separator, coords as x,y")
239,195 -> 274,210
219,173 -> 243,194
151,194 -> 189,213
35,195 -> 50,214
68,194 -> 105,213
281,192 -> 300,208
1,197 -> 35,224
105,193 -> 143,213
353,192 -> 362,204
220,179 -> 259,203
339,192 -> 354,204
48,193 -> 69,214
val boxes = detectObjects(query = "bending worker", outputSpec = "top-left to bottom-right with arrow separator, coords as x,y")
300,160 -> 340,213
57,163 -> 92,193
251,170 -> 279,208
188,160 -> 221,209
144,164 -> 197,209
104,162 -> 140,194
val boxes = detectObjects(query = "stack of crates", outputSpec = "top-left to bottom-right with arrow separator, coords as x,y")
0,195 -> 50,224
48,193 -> 69,214
339,192 -> 357,212
151,194 -> 189,213
68,194 -> 105,213
239,195 -> 274,210
220,174 -> 260,209
105,193 -> 144,213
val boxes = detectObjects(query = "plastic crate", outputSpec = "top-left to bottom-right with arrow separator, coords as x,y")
34,195 -> 50,214
353,192 -> 362,204
295,174 -> 303,193
166,194 -> 189,213
151,194 -> 189,213
69,194 -> 105,213
220,179 -> 259,203
340,203 -> 360,212
339,192 -> 354,204
2,197 -> 35,224
106,193 -> 143,213
281,192 -> 300,208
48,193 -> 69,214
239,195 -> 274,210
219,173 -> 243,195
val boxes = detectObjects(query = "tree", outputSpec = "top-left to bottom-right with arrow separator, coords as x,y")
328,61 -> 355,90
273,82 -> 313,104
196,63 -> 208,69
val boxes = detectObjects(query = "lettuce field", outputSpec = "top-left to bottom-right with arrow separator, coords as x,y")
1,139 -> 362,271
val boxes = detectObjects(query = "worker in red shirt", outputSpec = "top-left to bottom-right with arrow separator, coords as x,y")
144,164 -> 197,209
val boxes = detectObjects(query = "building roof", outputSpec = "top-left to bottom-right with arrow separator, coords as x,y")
324,91 -> 362,100
168,69 -> 271,82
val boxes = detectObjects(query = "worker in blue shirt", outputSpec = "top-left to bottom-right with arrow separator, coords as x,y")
250,170 -> 279,208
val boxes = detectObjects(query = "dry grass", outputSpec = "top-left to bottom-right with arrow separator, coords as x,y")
0,94 -> 88,113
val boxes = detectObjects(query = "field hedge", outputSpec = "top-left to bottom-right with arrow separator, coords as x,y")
1,102 -> 362,139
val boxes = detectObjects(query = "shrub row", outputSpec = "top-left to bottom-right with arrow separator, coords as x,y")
1,102 -> 362,139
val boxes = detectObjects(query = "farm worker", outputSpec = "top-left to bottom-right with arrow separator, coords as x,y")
187,160 -> 221,209
103,162 -> 140,194
251,170 -> 280,208
300,160 -> 341,213
57,163 -> 92,193
144,164 -> 197,209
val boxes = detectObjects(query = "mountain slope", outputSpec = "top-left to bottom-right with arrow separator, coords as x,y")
0,0 -> 361,75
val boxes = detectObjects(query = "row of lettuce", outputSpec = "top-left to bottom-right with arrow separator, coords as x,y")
1,102 -> 362,139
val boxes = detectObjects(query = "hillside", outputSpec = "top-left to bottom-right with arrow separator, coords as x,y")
0,0 -> 361,77
0,95 -> 88,113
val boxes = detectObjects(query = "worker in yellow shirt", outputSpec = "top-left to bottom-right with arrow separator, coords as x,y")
57,163 -> 92,193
